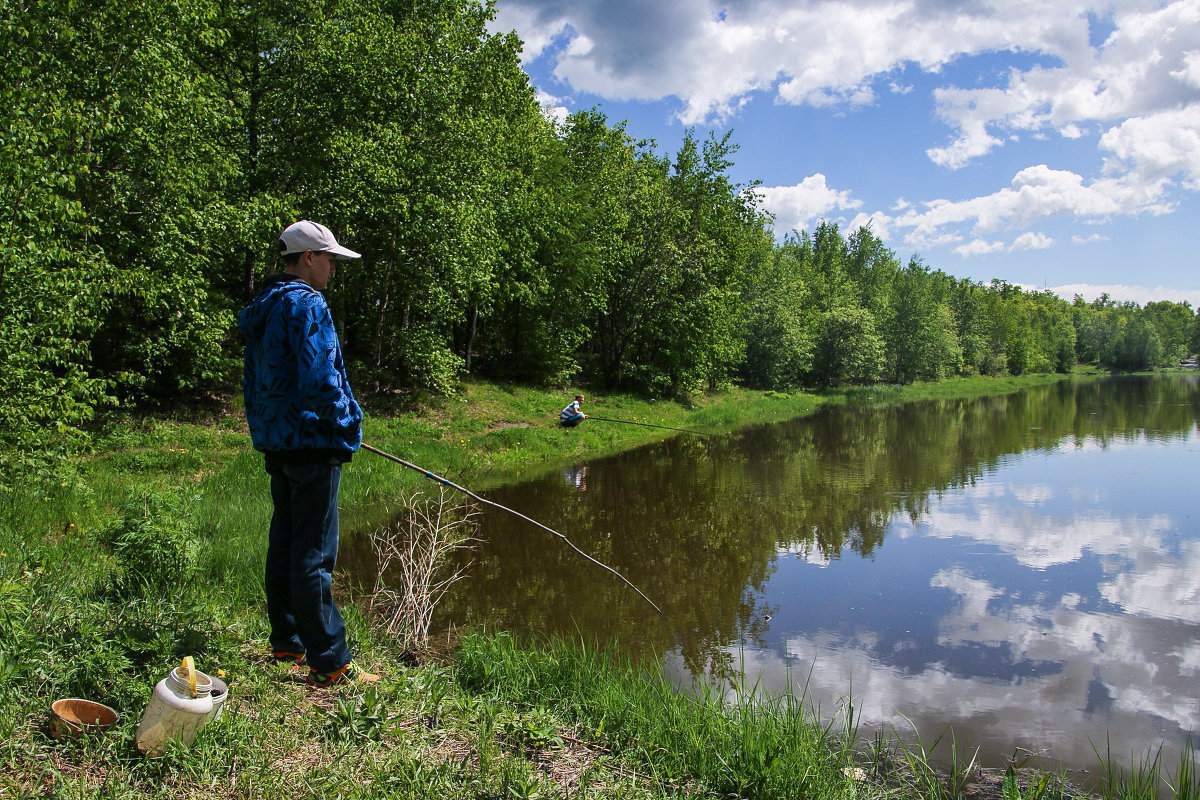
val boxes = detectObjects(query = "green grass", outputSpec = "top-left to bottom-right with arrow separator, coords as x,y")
1092,737 -> 1200,800
359,380 -> 829,489
454,631 -> 865,800
833,372 -> 1082,405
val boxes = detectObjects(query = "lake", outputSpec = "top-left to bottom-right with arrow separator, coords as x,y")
366,375 -> 1200,775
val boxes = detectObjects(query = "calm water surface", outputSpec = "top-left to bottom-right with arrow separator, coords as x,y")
362,376 -> 1200,772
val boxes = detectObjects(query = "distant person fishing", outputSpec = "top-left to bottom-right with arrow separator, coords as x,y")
559,394 -> 588,428
560,393 -> 714,437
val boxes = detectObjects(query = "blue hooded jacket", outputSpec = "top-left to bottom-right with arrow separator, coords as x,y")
238,275 -> 362,461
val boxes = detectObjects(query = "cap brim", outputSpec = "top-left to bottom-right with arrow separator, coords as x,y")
328,245 -> 361,259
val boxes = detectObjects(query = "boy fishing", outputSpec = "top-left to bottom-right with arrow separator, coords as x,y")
559,394 -> 588,428
239,220 -> 378,688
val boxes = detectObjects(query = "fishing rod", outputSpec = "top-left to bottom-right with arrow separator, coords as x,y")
360,443 -> 664,616
586,416 -> 715,437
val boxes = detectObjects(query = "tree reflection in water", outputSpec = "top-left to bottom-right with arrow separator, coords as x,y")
350,374 -> 1200,772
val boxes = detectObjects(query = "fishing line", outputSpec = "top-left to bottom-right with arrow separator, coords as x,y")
360,443 -> 664,616
586,416 -> 715,437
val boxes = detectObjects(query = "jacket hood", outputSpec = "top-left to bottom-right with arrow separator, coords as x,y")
238,275 -> 310,340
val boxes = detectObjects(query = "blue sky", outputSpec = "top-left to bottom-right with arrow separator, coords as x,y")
490,0 -> 1200,306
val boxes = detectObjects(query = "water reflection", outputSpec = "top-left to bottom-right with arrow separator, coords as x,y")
350,375 -> 1200,771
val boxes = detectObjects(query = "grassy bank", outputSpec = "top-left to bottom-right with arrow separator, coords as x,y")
12,371 -> 1192,800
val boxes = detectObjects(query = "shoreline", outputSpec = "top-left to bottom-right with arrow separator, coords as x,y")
344,371 -> 1086,528
9,370 -> 1184,800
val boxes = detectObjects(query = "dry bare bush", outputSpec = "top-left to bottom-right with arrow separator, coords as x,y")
369,488 -> 481,653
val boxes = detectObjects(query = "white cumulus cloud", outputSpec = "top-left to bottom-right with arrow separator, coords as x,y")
954,239 -> 1005,257
492,0 -> 1200,257
887,163 -> 1178,252
1048,283 -> 1200,307
1100,104 -> 1200,190
1011,232 -> 1054,251
493,0 -> 1106,123
757,174 -> 862,234
928,0 -> 1200,167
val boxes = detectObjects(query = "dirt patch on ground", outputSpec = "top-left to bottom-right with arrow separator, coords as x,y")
484,421 -> 532,431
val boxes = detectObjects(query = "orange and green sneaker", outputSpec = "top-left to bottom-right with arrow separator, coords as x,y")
306,661 -> 380,688
271,651 -> 307,669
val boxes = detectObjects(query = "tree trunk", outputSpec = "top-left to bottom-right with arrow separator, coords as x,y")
244,41 -> 262,300
465,306 -> 478,372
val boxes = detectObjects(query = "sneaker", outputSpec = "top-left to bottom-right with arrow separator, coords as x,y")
272,651 -> 307,669
306,661 -> 380,688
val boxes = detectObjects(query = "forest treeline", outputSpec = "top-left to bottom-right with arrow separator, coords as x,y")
3,0 -> 1197,476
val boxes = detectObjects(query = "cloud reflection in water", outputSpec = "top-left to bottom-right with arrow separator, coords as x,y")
697,432 -> 1200,773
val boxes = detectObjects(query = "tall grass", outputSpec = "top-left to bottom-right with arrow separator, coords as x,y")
1093,736 -> 1200,800
454,631 -> 1200,800
454,631 -> 867,800
1171,737 -> 1200,800
892,713 -> 980,800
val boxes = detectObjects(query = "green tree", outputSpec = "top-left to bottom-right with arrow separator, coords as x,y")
1024,290 -> 1076,373
563,112 -> 672,389
739,241 -> 814,389
794,222 -> 885,386
800,221 -> 857,313
646,131 -> 762,393
269,0 -> 541,391
950,279 -> 996,375
71,0 -> 240,399
1106,313 -> 1164,370
883,255 -> 962,382
808,306 -> 886,387
1142,300 -> 1194,364
845,224 -> 897,321
469,106 -> 604,384
2,1 -> 118,476
1072,295 -> 1113,365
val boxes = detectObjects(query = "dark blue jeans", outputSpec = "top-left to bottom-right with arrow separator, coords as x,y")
264,461 -> 352,673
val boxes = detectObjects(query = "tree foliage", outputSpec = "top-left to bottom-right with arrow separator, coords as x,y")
4,0 -> 1196,480
2,0 -> 115,475
1071,294 -> 1189,371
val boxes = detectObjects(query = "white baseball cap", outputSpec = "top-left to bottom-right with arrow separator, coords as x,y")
278,220 -> 361,259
